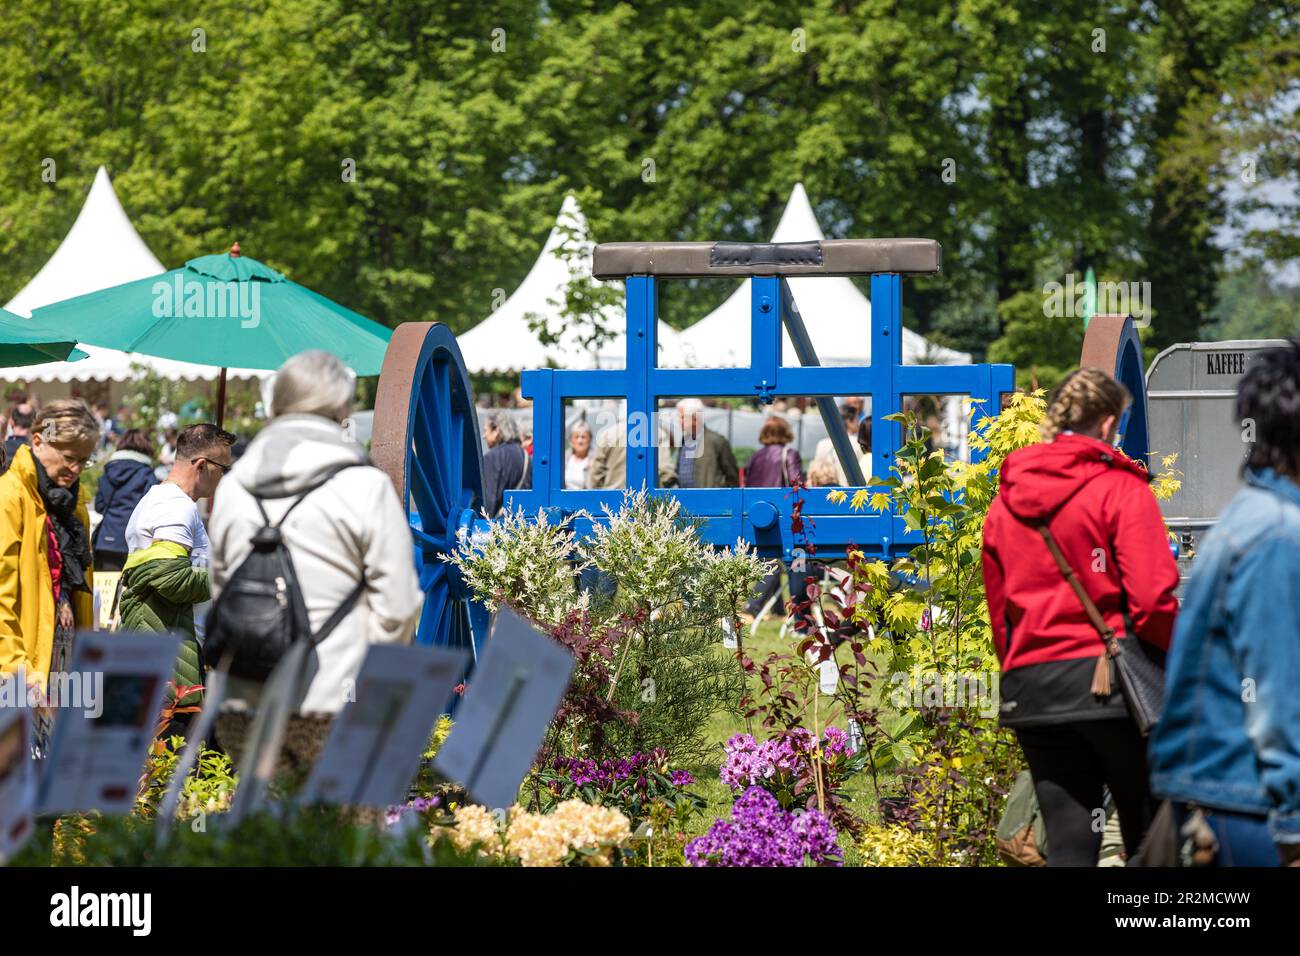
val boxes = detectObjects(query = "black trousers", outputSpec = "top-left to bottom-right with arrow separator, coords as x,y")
1014,719 -> 1157,866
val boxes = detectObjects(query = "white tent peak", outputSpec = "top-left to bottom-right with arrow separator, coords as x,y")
551,194 -> 592,250
670,184 -> 970,368
5,166 -> 164,319
457,193 -> 680,373
3,166 -> 260,383
771,182 -> 824,242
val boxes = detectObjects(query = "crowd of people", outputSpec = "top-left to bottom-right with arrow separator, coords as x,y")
0,351 -> 420,757
547,397 -> 876,496
2,337 -> 1298,867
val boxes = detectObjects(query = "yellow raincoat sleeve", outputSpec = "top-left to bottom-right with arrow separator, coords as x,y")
0,490 -> 28,674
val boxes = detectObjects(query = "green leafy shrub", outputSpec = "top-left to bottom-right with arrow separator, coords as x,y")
448,490 -> 771,766
136,734 -> 237,820
579,493 -> 766,763
16,807 -> 491,867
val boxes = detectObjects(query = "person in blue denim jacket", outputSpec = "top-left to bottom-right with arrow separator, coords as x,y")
1149,338 -> 1300,867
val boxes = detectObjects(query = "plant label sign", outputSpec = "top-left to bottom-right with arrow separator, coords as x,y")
37,631 -> 179,816
301,644 -> 469,808
433,607 -> 574,812
0,679 -> 36,864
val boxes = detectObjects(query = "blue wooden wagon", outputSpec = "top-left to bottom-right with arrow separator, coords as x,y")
370,237 -> 1150,655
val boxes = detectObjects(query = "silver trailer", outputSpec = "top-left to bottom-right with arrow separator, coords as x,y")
1148,340 -> 1290,546
1084,316 -> 1290,587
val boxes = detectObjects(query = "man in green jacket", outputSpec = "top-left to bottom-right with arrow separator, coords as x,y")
119,540 -> 211,707
120,424 -> 234,720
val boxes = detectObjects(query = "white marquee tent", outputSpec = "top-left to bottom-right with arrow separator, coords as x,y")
4,166 -> 261,384
669,183 -> 971,368
457,194 -> 681,373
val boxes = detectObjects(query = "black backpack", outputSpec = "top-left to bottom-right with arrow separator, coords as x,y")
204,466 -> 365,682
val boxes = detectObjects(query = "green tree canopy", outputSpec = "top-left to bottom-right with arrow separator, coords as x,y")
1,0 -> 1294,369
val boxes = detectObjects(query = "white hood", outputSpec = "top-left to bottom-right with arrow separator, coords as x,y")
232,414 -> 368,499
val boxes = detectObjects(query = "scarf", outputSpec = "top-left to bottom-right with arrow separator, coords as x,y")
33,454 -> 91,594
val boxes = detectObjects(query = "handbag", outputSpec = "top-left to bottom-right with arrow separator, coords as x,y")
996,769 -> 1047,866
1032,520 -> 1166,735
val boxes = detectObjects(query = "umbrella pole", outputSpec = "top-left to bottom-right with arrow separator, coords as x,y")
216,367 -> 228,430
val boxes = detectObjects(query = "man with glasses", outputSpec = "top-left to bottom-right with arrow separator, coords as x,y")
121,424 -> 235,730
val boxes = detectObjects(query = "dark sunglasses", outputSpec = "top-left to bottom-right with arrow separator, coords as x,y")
193,456 -> 232,475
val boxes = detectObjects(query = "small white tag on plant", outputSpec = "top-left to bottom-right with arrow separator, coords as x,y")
818,659 -> 839,695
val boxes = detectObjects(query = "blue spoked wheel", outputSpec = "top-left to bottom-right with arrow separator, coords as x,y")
372,322 -> 492,659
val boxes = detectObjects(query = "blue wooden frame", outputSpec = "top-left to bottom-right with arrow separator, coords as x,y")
504,271 -> 1015,561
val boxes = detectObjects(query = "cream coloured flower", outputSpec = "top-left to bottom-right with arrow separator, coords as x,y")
449,804 -> 503,857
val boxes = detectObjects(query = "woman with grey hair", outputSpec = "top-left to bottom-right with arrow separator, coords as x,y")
565,420 -> 593,489
208,350 -> 421,729
482,410 -> 530,516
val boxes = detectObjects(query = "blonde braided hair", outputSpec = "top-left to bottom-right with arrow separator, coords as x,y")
1040,367 -> 1131,442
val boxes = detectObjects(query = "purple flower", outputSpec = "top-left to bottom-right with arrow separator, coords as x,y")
670,770 -> 694,787
725,733 -> 758,753
685,787 -> 842,867
385,795 -> 441,826
822,726 -> 854,757
721,732 -> 808,790
791,808 -> 842,866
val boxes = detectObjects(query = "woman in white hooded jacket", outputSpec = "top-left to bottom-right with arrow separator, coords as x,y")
209,350 -> 422,716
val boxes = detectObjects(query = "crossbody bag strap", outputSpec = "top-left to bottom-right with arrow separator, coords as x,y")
248,462 -> 370,528
310,576 -> 367,645
1032,520 -> 1121,696
108,574 -> 124,630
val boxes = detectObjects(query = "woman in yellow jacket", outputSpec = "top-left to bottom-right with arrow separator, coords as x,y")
0,400 -> 97,722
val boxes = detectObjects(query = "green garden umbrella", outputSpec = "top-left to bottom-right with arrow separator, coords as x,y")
27,243 -> 392,425
0,307 -> 87,369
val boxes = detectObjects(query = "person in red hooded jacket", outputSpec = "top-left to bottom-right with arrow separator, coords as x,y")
983,367 -> 1179,865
